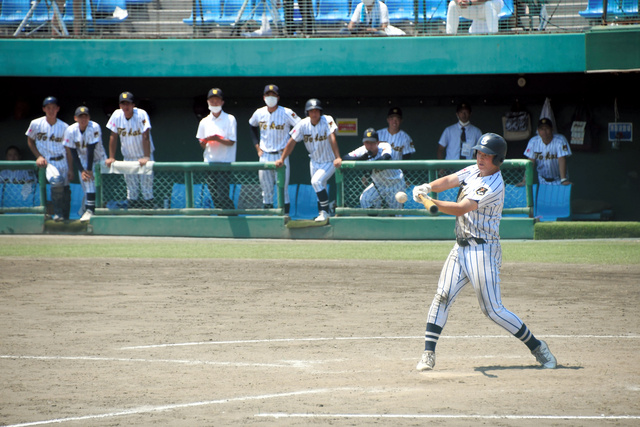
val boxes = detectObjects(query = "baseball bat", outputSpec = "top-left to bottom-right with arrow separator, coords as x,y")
418,194 -> 439,214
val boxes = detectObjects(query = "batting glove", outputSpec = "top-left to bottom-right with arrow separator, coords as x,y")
412,183 -> 432,202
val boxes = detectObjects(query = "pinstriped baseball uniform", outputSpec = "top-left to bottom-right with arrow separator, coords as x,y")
25,116 -> 69,183
347,142 -> 405,209
63,121 -> 106,194
426,165 -> 526,338
290,115 -> 338,192
107,107 -> 155,201
376,128 -> 415,160
524,134 -> 572,185
249,105 -> 301,205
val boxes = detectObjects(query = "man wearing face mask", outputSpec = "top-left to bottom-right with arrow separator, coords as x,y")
249,84 -> 301,214
196,88 -> 237,212
437,102 -> 483,161
343,0 -> 389,36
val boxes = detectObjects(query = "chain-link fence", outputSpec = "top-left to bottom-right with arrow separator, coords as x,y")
335,159 -> 533,216
0,1 -> 617,39
95,161 -> 285,215
0,161 -> 46,213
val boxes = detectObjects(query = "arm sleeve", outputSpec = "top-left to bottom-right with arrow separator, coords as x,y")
377,153 -> 392,160
250,125 -> 260,146
402,153 -> 412,160
86,143 -> 96,172
70,148 -> 84,172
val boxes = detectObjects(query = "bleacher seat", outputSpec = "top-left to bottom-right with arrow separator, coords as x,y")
315,0 -> 351,24
0,0 -> 33,25
387,0 -> 415,24
63,0 -> 93,24
533,183 -> 571,222
183,0 -> 220,26
250,0 -> 284,23
125,0 -> 154,4
579,0 -> 639,20
92,0 -> 128,24
217,0 -> 254,26
293,184 -> 327,220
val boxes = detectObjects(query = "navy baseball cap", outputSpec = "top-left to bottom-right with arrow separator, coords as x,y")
456,102 -> 472,113
119,92 -> 134,103
388,107 -> 402,118
263,84 -> 279,95
363,128 -> 378,142
207,88 -> 224,99
538,117 -> 553,128
42,96 -> 58,107
74,106 -> 90,116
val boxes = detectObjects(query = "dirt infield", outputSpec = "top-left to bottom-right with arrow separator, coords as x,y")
1,253 -> 639,426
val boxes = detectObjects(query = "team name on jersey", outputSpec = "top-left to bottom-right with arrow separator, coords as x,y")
258,121 -> 286,131
303,134 -> 328,143
533,151 -> 558,161
116,127 -> 143,137
35,132 -> 63,143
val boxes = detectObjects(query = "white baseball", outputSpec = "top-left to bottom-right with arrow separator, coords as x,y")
395,191 -> 408,204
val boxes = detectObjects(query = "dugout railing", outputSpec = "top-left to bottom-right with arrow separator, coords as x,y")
0,161 -> 46,214
335,159 -> 534,217
94,161 -> 286,216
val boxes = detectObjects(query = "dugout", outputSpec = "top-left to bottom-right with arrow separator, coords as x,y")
1,29 -> 639,231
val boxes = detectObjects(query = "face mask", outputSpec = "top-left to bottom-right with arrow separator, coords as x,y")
209,105 -> 222,114
459,120 -> 470,127
264,96 -> 278,108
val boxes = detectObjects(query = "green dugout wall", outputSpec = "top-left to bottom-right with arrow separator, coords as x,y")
1,28 -> 639,226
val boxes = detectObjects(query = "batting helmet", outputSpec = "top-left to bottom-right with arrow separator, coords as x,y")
305,98 -> 323,114
472,133 -> 507,166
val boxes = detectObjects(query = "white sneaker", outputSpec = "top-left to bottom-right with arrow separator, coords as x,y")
532,340 -> 557,369
52,214 -> 63,222
314,210 -> 329,222
80,210 -> 93,222
416,350 -> 436,371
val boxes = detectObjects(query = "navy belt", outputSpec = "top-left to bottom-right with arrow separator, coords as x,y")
50,155 -> 64,161
264,150 -> 281,155
542,177 -> 557,182
456,237 -> 486,247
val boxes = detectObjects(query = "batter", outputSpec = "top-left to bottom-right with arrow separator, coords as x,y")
413,133 -> 557,371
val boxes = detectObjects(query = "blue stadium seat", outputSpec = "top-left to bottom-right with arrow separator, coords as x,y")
315,0 -> 351,24
417,0 -> 448,22
534,184 -> 571,222
183,0 -> 220,25
250,0 -> 284,23
579,0 -> 639,20
387,0 -> 415,23
293,184 -> 328,220
63,0 -> 93,24
0,0 -> 33,25
126,0 -> 154,4
92,0 -> 128,24
217,0 -> 254,25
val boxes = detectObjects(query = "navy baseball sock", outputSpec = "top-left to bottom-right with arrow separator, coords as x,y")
316,189 -> 329,212
424,323 -> 442,352
86,192 -> 96,213
514,323 -> 541,351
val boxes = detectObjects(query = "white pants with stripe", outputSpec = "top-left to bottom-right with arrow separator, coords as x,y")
123,155 -> 154,201
260,152 -> 289,205
426,242 -> 523,335
309,160 -> 335,193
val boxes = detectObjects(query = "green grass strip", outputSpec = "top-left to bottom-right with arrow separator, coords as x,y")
0,237 -> 638,265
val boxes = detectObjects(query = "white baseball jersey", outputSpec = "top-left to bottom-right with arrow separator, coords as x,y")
25,116 -> 68,160
196,111 -> 237,163
63,121 -> 106,170
346,142 -> 403,187
249,106 -> 301,153
376,128 -> 415,159
524,134 -> 572,184
453,164 -> 504,242
350,1 -> 389,26
290,115 -> 338,164
438,123 -> 482,160
107,108 -> 154,160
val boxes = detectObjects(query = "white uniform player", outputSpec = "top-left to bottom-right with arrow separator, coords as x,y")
343,128 -> 404,210
446,0 -> 504,34
26,96 -> 71,221
106,92 -> 155,209
276,98 -> 342,222
63,106 -> 106,221
524,118 -> 572,185
376,107 -> 415,160
345,0 -> 389,35
249,84 -> 301,212
413,133 -> 557,371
